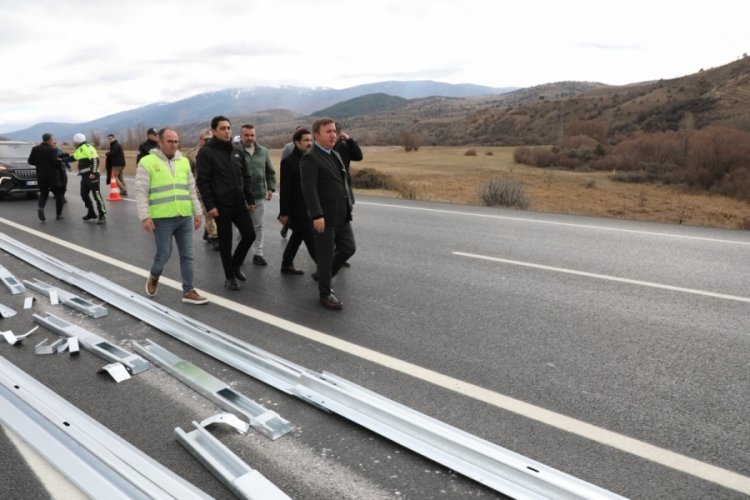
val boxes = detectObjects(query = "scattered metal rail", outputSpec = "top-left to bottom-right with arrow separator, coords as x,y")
176,420 -> 291,500
32,312 -> 149,375
0,231 -> 626,499
133,339 -> 292,440
24,278 -> 108,318
0,355 -> 211,499
0,302 -> 17,318
0,263 -> 25,294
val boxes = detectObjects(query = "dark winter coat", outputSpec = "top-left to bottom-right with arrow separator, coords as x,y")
107,139 -> 126,167
136,138 -> 159,164
27,142 -> 64,189
279,147 -> 312,231
196,137 -> 253,211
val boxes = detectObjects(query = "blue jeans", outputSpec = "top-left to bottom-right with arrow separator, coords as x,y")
149,216 -> 194,292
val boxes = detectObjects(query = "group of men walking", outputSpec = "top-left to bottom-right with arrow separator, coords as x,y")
28,117 -> 360,310
135,116 -> 360,310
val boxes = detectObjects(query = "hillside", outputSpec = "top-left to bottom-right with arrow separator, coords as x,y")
312,93 -> 408,119
307,58 -> 750,147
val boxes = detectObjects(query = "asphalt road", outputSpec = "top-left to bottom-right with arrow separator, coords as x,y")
0,186 -> 748,499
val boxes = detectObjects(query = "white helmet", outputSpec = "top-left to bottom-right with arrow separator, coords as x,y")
73,133 -> 86,144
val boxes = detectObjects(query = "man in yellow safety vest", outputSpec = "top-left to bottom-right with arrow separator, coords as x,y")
135,127 -> 208,305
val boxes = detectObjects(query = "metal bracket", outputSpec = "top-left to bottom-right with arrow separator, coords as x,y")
198,413 -> 250,434
34,338 -> 68,355
176,421 -> 291,500
0,303 -> 16,318
32,312 -> 148,375
24,278 -> 107,318
1,326 -> 38,345
98,362 -> 131,383
133,340 -> 291,440
0,264 -> 25,294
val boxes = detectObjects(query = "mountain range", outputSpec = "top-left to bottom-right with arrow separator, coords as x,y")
1,81 -> 516,142
6,56 -> 748,148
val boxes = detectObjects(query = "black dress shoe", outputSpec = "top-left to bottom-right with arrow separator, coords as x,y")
234,267 -> 246,281
280,265 -> 303,275
319,293 -> 343,310
224,278 -> 240,291
253,255 -> 268,266
37,208 -> 45,221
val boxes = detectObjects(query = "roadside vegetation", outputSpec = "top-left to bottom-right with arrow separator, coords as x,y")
114,145 -> 750,230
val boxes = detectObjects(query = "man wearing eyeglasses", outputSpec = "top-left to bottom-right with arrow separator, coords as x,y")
135,127 -> 208,305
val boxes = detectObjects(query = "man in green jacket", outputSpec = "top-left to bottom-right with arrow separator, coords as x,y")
238,124 -> 276,266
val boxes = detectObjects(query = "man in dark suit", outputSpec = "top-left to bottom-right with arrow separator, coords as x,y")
300,117 -> 356,310
278,127 -> 315,275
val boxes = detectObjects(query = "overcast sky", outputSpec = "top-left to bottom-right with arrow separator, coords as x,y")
2,0 -> 748,133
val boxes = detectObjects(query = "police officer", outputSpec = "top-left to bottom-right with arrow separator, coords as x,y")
63,133 -> 107,223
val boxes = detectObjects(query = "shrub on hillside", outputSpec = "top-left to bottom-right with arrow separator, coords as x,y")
350,167 -> 397,190
683,126 -> 750,192
513,146 -> 559,167
465,148 -> 477,156
479,178 -> 530,209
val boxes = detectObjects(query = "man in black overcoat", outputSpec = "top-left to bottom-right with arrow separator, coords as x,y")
27,133 -> 65,221
278,127 -> 316,274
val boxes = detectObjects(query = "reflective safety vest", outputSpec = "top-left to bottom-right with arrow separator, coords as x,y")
73,143 -> 99,174
141,154 -> 193,219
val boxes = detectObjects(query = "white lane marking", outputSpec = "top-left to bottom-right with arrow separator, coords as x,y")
454,251 -> 750,304
1,424 -> 87,499
1,216 -> 749,495
357,200 -> 750,246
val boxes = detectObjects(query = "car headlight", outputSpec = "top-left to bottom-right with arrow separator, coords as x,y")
0,165 -> 8,173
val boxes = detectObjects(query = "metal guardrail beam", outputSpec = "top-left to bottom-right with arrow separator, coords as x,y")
0,355 -> 211,499
24,278 -> 108,318
0,231 -> 626,499
32,312 -> 149,375
0,302 -> 16,318
0,263 -> 25,294
176,421 -> 291,500
133,339 -> 292,440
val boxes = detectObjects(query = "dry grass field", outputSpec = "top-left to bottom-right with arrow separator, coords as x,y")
122,146 -> 750,230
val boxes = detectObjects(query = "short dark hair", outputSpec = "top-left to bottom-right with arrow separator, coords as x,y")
211,116 -> 230,130
42,133 -> 53,143
107,133 -> 115,138
292,128 -> 311,143
147,127 -> 158,136
241,124 -> 255,131
311,117 -> 335,134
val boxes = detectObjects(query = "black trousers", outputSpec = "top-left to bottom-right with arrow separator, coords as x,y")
38,182 -> 64,216
80,174 -> 106,216
214,205 -> 256,280
314,220 -> 355,297
282,221 -> 316,267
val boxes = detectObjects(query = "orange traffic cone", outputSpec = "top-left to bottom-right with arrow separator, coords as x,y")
107,176 -> 122,201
